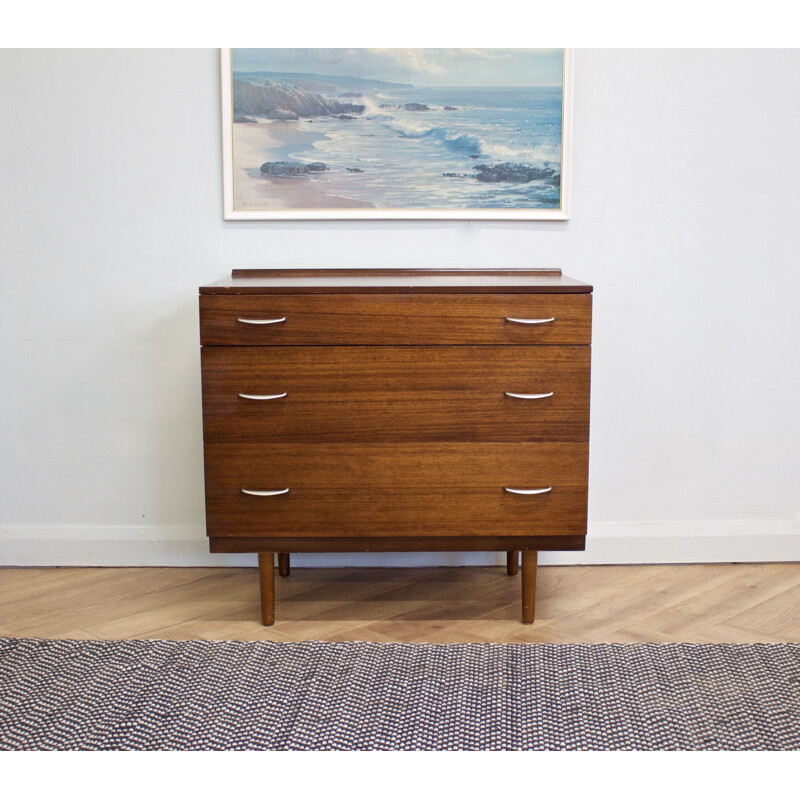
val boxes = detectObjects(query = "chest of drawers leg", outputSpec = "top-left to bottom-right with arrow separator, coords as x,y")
200,269 -> 592,625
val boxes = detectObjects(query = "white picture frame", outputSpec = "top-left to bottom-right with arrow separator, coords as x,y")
221,48 -> 573,221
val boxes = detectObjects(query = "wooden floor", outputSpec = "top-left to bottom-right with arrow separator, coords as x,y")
1,563 -> 799,643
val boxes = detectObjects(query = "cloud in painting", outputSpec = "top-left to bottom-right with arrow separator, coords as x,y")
232,48 -> 563,87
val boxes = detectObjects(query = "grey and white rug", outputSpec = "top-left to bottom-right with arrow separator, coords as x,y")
1,637 -> 799,750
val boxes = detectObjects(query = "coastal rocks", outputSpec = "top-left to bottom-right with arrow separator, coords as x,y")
382,102 -> 449,112
260,161 -> 329,176
337,114 -> 357,120
233,79 -> 365,118
234,79 -> 329,116
233,116 -> 257,123
473,163 -> 559,184
260,161 -> 362,178
267,109 -> 299,120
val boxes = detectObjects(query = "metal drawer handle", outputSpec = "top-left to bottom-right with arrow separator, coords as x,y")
504,391 -> 554,400
238,392 -> 288,401
504,486 -> 553,495
241,488 -> 290,497
505,317 -> 555,325
236,317 -> 287,325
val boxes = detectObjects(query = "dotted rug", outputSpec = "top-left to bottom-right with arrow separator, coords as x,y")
1,638 -> 798,750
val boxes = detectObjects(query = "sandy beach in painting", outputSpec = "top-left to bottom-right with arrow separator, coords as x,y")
232,120 -> 374,210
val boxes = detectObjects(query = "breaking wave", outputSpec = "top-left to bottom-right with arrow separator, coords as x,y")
388,121 -> 484,156
381,113 -> 558,167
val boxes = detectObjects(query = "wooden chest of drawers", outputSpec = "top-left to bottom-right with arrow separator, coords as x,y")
199,269 -> 592,625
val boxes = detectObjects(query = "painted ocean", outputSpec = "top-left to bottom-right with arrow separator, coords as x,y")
228,49 -> 566,212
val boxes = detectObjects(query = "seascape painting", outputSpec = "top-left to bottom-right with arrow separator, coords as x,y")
221,48 -> 572,220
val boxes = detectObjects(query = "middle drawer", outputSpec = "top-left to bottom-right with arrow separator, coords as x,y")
202,346 -> 590,443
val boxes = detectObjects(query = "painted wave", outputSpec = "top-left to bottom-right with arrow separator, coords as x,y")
378,115 -> 558,168
388,121 -> 484,155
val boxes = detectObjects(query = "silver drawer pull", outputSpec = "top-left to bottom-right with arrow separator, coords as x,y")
241,488 -> 290,497
238,392 -> 288,401
504,391 -> 554,400
236,317 -> 286,325
505,317 -> 555,325
504,486 -> 553,495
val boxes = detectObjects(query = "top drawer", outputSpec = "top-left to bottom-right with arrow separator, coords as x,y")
200,293 -> 592,346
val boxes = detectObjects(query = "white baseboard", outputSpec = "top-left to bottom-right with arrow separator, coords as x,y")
1,521 -> 798,568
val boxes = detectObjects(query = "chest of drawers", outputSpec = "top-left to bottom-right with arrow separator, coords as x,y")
199,269 -> 592,625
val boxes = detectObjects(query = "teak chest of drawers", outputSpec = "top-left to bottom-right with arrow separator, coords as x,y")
199,269 -> 592,625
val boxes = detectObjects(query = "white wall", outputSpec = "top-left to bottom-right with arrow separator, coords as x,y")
1,48 -> 798,567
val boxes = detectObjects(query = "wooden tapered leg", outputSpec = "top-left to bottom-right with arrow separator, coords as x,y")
278,552 -> 291,577
506,550 -> 520,576
258,552 -> 275,626
521,550 -> 538,624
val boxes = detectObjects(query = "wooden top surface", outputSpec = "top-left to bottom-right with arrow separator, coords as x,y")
200,269 -> 592,295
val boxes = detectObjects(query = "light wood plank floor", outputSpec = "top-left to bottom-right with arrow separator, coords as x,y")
1,564 -> 799,643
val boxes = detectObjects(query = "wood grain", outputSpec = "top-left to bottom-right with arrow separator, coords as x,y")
3,564 -> 798,643
278,553 -> 290,577
232,268 -> 566,278
257,553 -> 275,626
209,536 -> 586,553
200,268 -> 593,295
507,551 -> 520,576
522,550 -> 539,623
204,442 -> 588,539
199,293 -> 592,346
201,346 -> 590,443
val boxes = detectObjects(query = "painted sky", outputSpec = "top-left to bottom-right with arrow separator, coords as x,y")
232,48 -> 564,88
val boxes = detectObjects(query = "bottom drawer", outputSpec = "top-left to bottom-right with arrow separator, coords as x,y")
204,443 -> 588,539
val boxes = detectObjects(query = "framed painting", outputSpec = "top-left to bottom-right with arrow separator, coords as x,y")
221,48 -> 573,220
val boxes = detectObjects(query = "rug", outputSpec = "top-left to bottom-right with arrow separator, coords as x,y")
1,637 -> 799,750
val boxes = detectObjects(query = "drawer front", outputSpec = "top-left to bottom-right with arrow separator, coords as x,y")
200,293 -> 591,346
202,346 -> 590,443
203,443 -> 588,539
